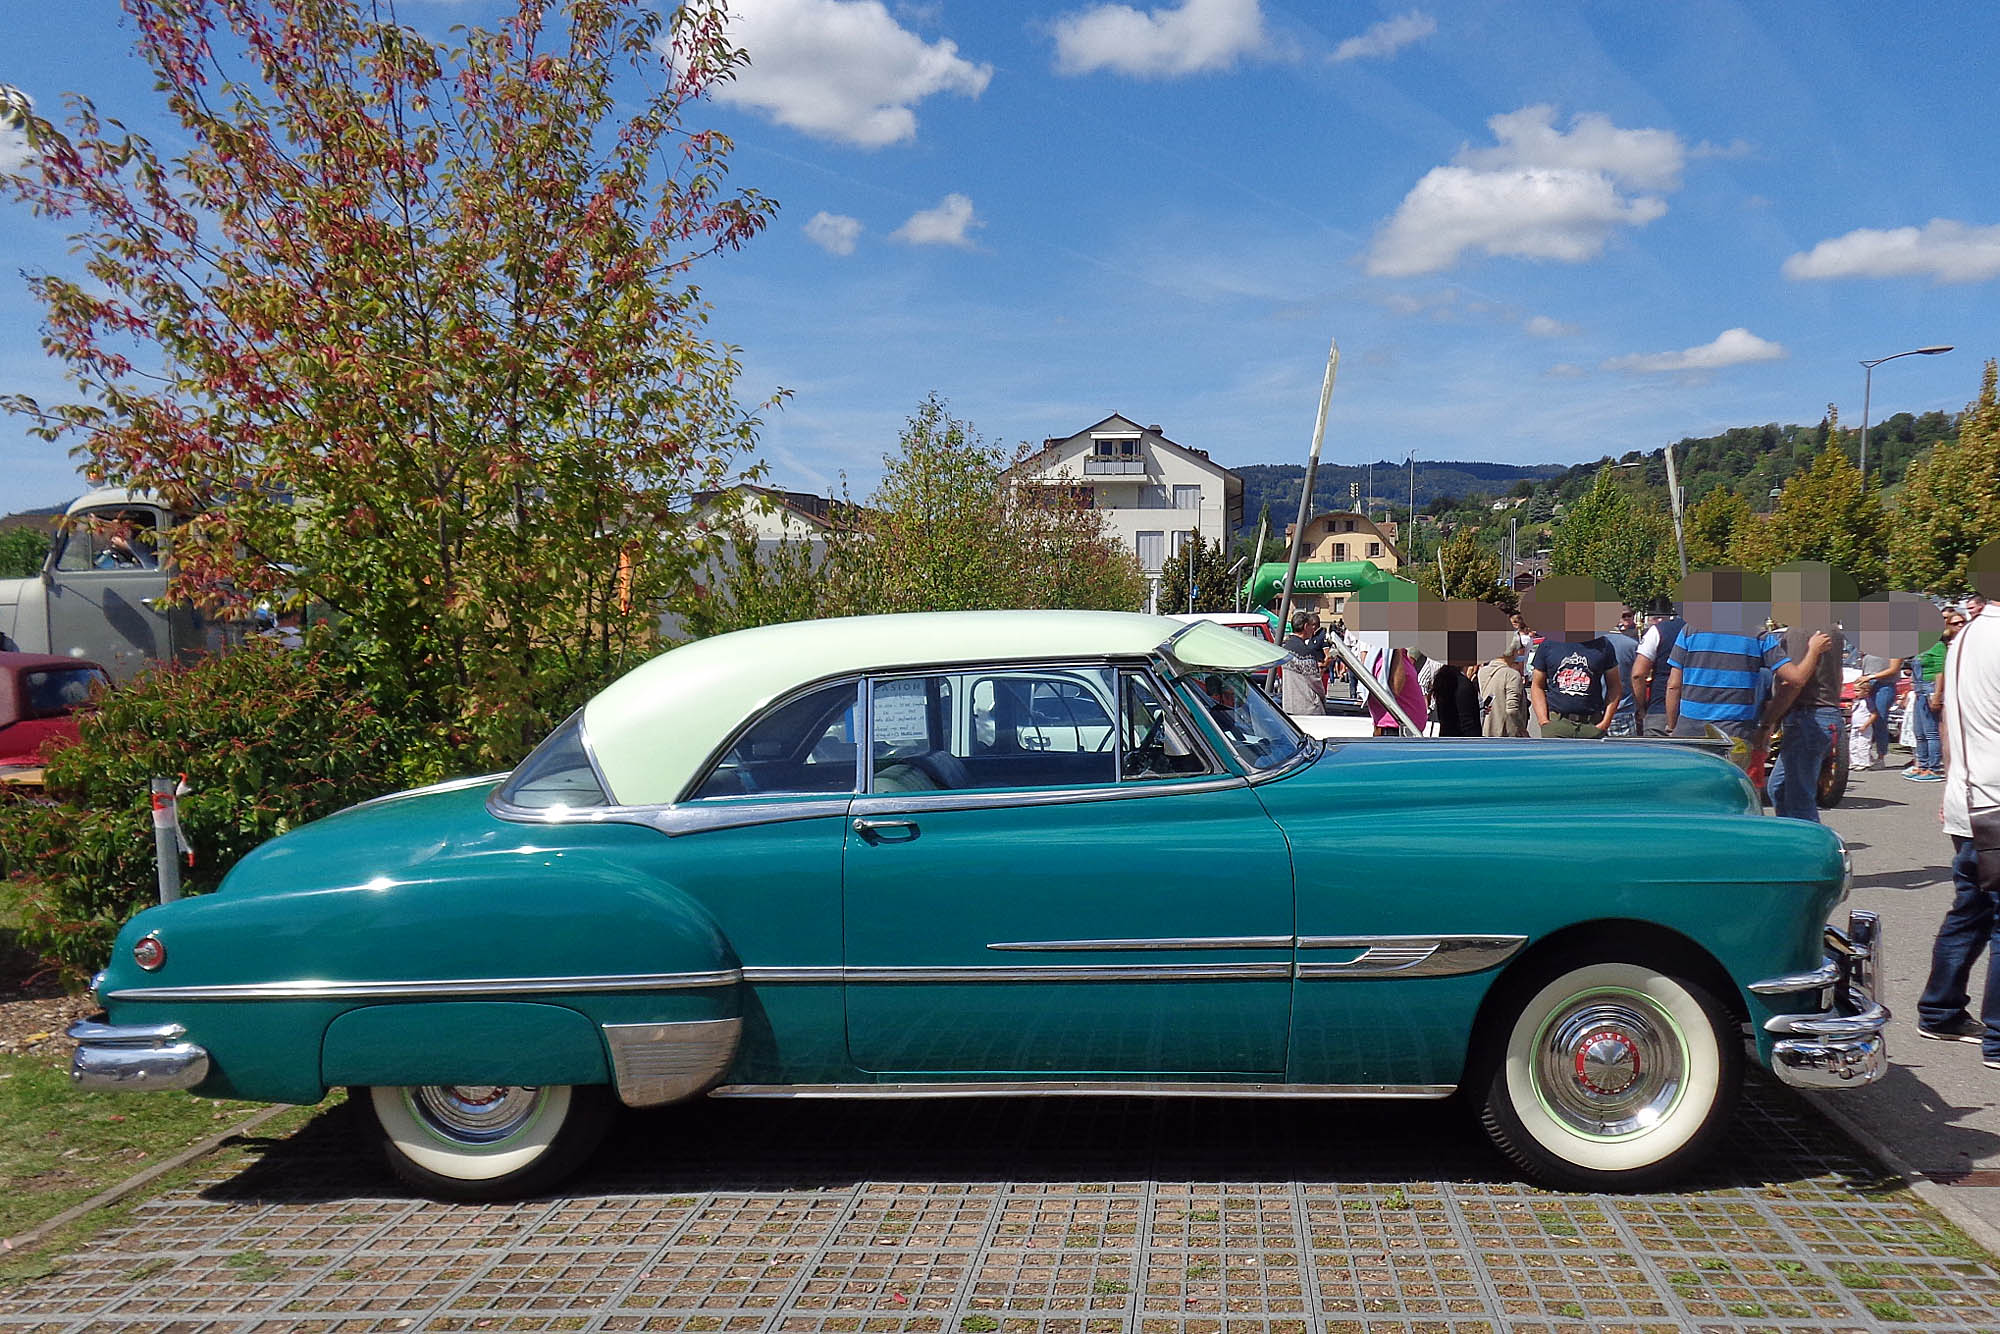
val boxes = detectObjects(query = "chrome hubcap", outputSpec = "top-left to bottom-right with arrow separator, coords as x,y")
1535,995 -> 1684,1138
408,1086 -> 544,1145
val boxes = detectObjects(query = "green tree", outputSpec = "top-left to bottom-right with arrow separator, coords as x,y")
1548,469 -> 1675,606
4,0 -> 775,764
1157,532 -> 1239,614
1737,414 -> 1889,592
1683,487 -> 1752,569
0,526 -> 49,578
1413,526 -> 1518,612
670,398 -> 1147,632
1890,359 -> 2000,593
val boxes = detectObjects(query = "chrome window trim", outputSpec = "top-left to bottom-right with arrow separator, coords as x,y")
573,714 -> 616,801
1120,661 -> 1226,780
987,936 -> 1293,952
103,969 -> 741,1004
713,1080 -> 1454,1100
850,773 -> 1247,818
681,676 -> 870,806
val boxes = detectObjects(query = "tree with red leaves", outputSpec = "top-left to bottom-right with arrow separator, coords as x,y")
3,0 -> 777,761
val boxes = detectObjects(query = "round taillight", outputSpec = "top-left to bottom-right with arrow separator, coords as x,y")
133,934 -> 166,971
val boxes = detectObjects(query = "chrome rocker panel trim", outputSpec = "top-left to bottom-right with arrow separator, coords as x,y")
711,1080 -> 1455,1100
68,1017 -> 211,1093
1755,910 -> 1888,1091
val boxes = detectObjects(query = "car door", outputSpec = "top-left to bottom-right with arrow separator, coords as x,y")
842,663 -> 1295,1076
43,508 -> 176,682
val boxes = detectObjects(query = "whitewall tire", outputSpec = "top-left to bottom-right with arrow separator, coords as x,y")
1478,959 -> 1739,1191
360,1083 -> 613,1200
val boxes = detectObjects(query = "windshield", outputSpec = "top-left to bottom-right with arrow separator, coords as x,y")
1176,670 -> 1307,772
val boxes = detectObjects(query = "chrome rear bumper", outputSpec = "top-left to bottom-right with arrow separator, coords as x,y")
1749,911 -> 1887,1090
68,1017 -> 211,1092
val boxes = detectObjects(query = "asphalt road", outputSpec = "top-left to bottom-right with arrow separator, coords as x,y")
1816,756 -> 2000,1237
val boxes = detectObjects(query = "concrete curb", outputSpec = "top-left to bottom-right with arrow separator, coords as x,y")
1805,1089 -> 2000,1261
0,1103 -> 290,1256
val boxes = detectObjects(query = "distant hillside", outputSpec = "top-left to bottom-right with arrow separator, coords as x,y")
1237,459 -> 1568,530
0,502 -> 66,533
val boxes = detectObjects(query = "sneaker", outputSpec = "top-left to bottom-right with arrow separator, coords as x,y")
1911,770 -> 1945,783
1920,1016 -> 1986,1043
1987,1057 -> 2000,1071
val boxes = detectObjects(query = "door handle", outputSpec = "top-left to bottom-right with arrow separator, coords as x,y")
853,817 -> 919,844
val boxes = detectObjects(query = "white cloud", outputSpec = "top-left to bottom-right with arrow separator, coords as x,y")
1782,219 -> 2000,285
1367,107 -> 1685,276
1458,106 -> 1686,191
804,211 -> 863,256
711,0 -> 991,148
0,87 -> 34,175
1330,11 -> 1435,63
1524,315 -> 1578,338
892,193 -> 981,248
1604,328 -> 1785,374
1545,363 -> 1588,379
1051,0 -> 1268,77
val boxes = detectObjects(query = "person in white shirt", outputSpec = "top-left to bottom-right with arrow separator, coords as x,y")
1918,598 -> 2000,1062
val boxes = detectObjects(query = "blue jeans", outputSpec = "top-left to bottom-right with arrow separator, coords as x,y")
1769,706 -> 1838,821
1870,679 -> 1895,756
1915,691 -> 1941,771
1919,838 -> 2000,1057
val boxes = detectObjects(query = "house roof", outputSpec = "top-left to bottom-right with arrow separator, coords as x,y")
1007,414 -> 1241,486
1290,510 -> 1408,565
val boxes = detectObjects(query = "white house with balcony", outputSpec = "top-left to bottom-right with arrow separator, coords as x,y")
1004,414 -> 1244,611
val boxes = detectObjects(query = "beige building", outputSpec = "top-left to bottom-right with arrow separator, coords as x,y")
1285,510 -> 1406,573
1004,414 -> 1244,610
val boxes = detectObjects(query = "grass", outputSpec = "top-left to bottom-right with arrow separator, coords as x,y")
0,1037 -> 328,1277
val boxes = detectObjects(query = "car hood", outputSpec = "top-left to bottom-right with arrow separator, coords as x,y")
1283,736 -> 1759,817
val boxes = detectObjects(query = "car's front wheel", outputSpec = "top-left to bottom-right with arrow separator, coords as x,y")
359,1083 -> 614,1201
1476,958 -> 1740,1191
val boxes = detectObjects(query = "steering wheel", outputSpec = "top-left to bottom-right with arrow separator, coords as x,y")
1127,712 -> 1169,775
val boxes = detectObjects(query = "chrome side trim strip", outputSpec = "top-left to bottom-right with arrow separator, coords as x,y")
711,1081 -> 1455,1100
1295,935 -> 1526,979
987,936 -> 1293,953
740,966 -> 843,983
844,963 -> 1293,983
104,969 -> 742,1003
68,1019 -> 187,1045
603,1018 -> 742,1107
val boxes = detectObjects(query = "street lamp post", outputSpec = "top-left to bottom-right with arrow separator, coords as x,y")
1859,345 -> 1953,486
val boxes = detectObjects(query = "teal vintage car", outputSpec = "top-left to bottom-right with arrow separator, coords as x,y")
72,611 -> 1884,1199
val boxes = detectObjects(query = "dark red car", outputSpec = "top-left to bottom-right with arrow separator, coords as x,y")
0,652 -> 110,770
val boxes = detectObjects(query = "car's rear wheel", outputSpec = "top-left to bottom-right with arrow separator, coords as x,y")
359,1083 -> 613,1201
1476,958 -> 1739,1191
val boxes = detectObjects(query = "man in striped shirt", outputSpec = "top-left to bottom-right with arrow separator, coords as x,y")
1662,570 -> 1789,764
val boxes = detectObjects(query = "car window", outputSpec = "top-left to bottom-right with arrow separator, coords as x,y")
500,714 -> 610,810
21,666 -> 110,717
690,680 -> 862,800
1120,670 -> 1210,780
55,511 -> 163,573
1179,671 -> 1307,772
871,668 -> 1117,793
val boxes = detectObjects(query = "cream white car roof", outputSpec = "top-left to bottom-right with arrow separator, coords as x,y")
582,609 -> 1282,805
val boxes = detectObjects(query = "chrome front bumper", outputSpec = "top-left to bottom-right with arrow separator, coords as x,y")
68,1017 -> 211,1092
1749,911 -> 1888,1090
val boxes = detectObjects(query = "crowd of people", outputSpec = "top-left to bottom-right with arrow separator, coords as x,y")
1269,585 -> 1979,830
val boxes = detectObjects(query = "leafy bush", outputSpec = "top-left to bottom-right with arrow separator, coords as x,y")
0,642 -> 425,977
0,526 -> 50,579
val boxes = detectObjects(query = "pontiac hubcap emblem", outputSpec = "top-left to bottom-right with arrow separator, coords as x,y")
1575,1029 -> 1641,1096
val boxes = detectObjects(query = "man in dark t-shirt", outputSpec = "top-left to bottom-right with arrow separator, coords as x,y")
1530,635 -> 1621,738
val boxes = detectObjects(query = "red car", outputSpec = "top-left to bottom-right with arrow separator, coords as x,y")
0,652 -> 110,771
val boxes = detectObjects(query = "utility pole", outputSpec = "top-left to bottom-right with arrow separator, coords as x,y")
1662,443 -> 1689,579
1278,339 -> 1340,635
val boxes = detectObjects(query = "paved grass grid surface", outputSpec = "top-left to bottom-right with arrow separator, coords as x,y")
2,1075 -> 1996,1333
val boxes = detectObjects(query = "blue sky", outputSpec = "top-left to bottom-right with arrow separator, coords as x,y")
5,0 -> 1999,511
